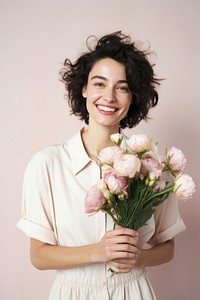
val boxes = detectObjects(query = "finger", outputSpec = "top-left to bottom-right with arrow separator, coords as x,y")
107,235 -> 140,247
113,243 -> 139,254
112,256 -> 139,265
107,262 -> 131,273
114,227 -> 139,238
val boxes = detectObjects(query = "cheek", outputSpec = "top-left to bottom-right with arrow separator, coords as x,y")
87,90 -> 103,103
122,97 -> 132,110
120,99 -> 132,118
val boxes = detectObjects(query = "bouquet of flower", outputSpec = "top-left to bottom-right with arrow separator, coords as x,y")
84,133 -> 196,231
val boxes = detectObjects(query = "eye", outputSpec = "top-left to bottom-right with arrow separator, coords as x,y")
94,82 -> 104,88
116,85 -> 130,92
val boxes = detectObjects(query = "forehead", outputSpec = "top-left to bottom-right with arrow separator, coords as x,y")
89,58 -> 126,79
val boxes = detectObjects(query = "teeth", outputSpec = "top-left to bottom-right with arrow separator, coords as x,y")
97,105 -> 116,112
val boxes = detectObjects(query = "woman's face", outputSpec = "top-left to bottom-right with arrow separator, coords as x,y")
82,58 -> 132,129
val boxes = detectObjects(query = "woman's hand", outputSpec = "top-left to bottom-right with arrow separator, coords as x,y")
96,226 -> 140,273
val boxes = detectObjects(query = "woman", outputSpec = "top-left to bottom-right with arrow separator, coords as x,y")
17,31 -> 186,299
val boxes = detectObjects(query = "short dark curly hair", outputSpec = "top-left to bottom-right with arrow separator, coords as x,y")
60,31 -> 160,129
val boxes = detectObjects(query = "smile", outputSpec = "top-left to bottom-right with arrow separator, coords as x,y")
97,105 -> 117,112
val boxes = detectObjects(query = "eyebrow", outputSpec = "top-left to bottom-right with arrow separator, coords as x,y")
90,75 -> 128,84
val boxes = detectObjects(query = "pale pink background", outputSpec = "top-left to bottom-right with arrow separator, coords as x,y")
1,0 -> 199,299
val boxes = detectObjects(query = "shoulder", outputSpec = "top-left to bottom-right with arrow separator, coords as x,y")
25,130 -> 83,171
28,144 -> 64,167
23,145 -> 63,182
24,129 -> 85,179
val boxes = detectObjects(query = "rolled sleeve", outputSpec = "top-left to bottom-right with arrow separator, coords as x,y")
17,218 -> 57,245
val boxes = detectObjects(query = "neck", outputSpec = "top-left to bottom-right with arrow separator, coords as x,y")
82,124 -> 120,161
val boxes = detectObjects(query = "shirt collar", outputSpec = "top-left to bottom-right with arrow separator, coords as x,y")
67,128 -> 91,175
66,128 -> 128,175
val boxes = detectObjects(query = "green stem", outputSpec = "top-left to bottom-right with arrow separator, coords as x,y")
145,185 -> 173,203
103,208 -> 118,224
129,182 -> 150,222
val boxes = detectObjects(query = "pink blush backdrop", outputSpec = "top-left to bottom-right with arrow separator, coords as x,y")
0,1 -> 199,299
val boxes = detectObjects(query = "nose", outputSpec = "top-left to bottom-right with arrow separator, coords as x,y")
103,87 -> 116,102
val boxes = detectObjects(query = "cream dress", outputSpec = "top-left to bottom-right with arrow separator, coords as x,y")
17,129 -> 186,300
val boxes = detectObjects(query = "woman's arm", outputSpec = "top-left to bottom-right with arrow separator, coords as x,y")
137,238 -> 175,268
30,239 -> 99,270
30,227 -> 140,271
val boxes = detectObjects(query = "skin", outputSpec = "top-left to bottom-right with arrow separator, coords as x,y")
30,58 -> 174,273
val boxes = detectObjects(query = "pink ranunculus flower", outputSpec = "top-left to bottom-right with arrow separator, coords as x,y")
126,134 -> 152,153
110,133 -> 123,146
140,156 -> 163,178
103,171 -> 128,195
84,184 -> 106,214
98,146 -> 124,165
165,146 -> 187,174
174,174 -> 196,201
113,153 -> 141,178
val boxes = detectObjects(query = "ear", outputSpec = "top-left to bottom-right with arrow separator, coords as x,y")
82,86 -> 87,98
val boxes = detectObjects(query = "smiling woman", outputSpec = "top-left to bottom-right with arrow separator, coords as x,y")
82,58 -> 132,131
17,31 -> 186,300
61,31 -> 159,129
